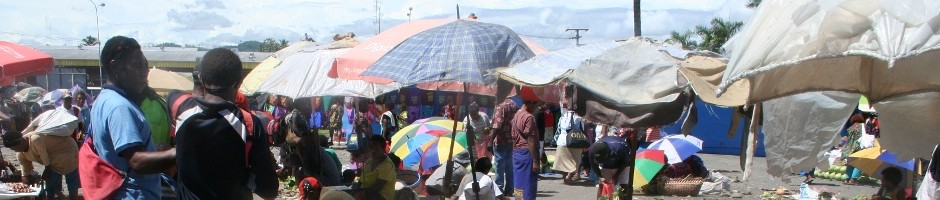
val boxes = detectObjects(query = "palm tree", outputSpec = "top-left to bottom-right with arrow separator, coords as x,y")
667,31 -> 699,50
633,0 -> 641,36
81,36 -> 100,46
745,0 -> 762,8
695,18 -> 743,53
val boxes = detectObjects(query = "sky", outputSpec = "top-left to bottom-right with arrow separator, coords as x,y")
1,0 -> 756,50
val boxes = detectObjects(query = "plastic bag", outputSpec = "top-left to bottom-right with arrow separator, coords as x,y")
599,181 -> 615,200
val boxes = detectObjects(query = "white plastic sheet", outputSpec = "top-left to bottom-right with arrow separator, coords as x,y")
873,92 -> 940,160
255,48 -> 400,99
719,0 -> 940,104
761,91 -> 859,182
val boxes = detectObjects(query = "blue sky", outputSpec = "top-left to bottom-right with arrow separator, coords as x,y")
1,0 -> 755,50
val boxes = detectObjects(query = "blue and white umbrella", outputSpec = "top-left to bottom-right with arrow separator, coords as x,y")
647,137 -> 703,164
362,20 -> 536,86
664,134 -> 704,149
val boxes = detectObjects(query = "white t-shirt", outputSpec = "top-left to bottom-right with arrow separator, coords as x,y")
458,172 -> 502,200
555,111 -> 582,147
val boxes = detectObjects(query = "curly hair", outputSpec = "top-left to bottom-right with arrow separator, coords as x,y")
197,48 -> 243,88
100,36 -> 141,80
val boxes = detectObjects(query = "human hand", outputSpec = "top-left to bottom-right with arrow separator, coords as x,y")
19,175 -> 32,185
532,164 -> 540,174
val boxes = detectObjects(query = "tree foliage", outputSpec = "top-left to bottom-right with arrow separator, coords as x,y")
155,42 -> 182,48
81,36 -> 100,46
258,38 -> 289,52
668,18 -> 743,53
237,40 -> 262,52
746,0 -> 762,8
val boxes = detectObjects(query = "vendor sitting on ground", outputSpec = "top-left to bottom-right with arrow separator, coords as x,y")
355,135 -> 397,200
426,151 -> 472,197
872,167 -> 905,200
454,157 -> 502,200
666,155 -> 708,178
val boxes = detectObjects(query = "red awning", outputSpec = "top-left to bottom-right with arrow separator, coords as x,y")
0,41 -> 54,86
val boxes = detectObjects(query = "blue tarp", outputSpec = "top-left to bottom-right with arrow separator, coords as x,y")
662,98 -> 766,157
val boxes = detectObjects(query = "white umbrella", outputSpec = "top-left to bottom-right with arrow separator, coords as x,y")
240,41 -> 321,95
664,134 -> 703,149
255,47 -> 400,99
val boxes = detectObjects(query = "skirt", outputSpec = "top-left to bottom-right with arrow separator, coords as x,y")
513,149 -> 538,200
553,147 -> 583,173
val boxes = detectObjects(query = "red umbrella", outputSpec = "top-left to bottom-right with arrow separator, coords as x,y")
0,41 -> 53,86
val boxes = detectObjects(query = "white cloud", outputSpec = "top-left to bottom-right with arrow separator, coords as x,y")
0,0 -> 755,49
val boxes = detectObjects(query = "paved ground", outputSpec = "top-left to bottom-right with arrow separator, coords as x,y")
1,145 -> 881,199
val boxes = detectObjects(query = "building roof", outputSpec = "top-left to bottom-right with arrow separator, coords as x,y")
32,45 -> 271,70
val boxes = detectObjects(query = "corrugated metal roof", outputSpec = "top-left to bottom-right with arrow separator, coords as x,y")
34,46 -> 270,69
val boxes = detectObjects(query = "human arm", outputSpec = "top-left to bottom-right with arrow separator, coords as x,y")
16,153 -> 32,183
249,116 -> 279,199
111,105 -> 176,174
525,116 -> 539,173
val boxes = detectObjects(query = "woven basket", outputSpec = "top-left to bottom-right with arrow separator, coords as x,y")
661,176 -> 704,197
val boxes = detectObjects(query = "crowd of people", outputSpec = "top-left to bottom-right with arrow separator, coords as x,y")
0,35 -> 710,200
0,35 -> 907,200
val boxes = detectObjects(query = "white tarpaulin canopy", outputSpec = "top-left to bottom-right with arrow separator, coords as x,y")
718,0 -> 940,104
255,47 -> 400,99
719,0 -> 940,161
240,41 -> 320,95
497,38 -> 692,105
496,37 -> 701,127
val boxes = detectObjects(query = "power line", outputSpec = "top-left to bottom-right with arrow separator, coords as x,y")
0,31 -> 83,41
517,34 -> 569,40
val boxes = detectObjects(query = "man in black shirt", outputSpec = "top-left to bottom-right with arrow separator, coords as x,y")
174,48 -> 278,200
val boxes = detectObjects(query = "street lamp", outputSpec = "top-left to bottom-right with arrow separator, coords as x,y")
407,7 -> 413,21
89,0 -> 104,87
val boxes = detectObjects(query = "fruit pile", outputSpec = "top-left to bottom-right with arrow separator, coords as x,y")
814,165 -> 849,181
3,183 -> 34,193
813,165 -> 878,184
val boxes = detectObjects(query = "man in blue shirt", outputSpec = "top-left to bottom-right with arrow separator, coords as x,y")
88,36 -> 177,199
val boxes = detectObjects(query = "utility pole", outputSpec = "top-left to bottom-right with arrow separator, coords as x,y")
566,28 -> 589,46
374,0 -> 382,34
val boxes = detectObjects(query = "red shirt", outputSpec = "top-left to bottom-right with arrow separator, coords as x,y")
511,109 -> 537,150
490,99 -> 517,146
543,109 -> 554,128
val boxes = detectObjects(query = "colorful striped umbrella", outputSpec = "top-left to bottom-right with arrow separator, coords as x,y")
390,117 -> 464,159
396,129 -> 469,170
414,131 -> 469,171
647,137 -> 703,164
633,149 -> 666,188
